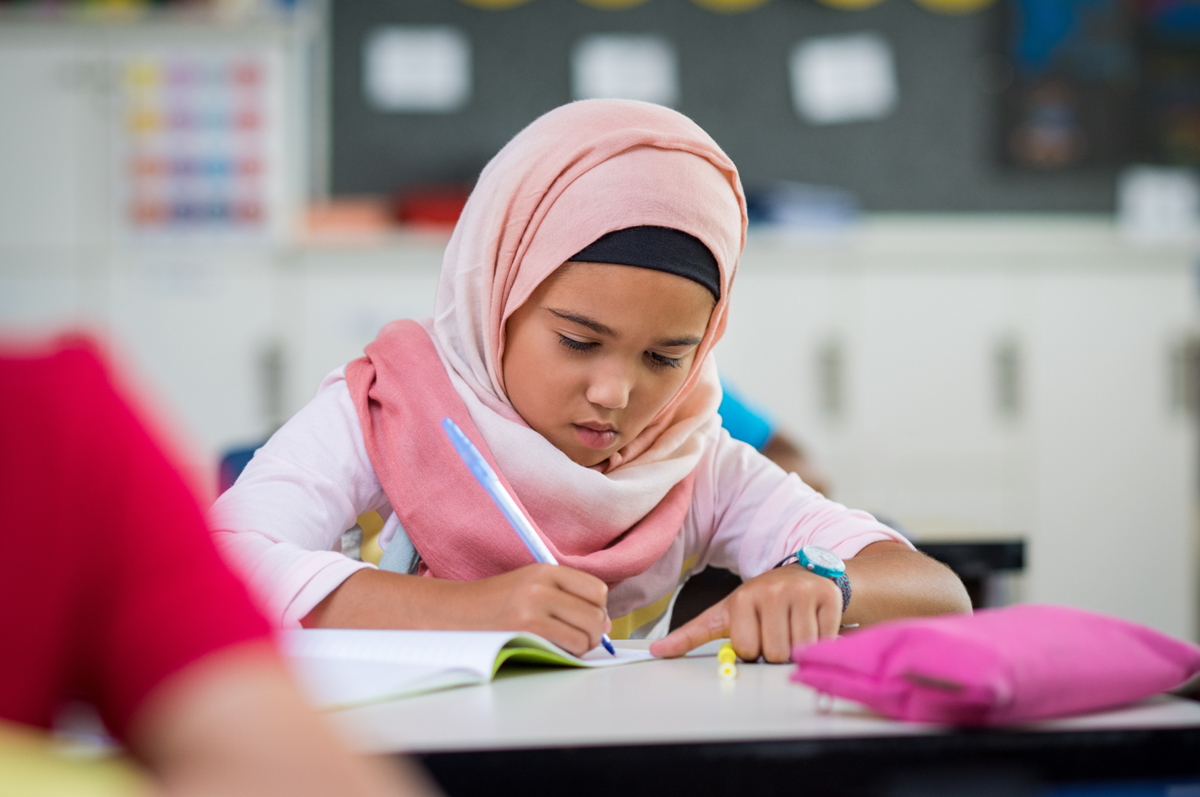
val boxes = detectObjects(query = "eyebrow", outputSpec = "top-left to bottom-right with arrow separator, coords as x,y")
548,309 -> 616,337
657,334 -> 704,348
548,309 -> 703,348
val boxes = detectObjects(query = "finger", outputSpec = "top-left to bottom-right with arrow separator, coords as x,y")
760,592 -> 793,664
728,592 -> 762,662
550,566 -> 609,608
789,595 -> 820,655
648,599 -> 730,658
547,593 -> 608,651
815,588 -> 842,640
535,617 -> 595,658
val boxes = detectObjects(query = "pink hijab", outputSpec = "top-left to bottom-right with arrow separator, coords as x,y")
346,100 -> 746,609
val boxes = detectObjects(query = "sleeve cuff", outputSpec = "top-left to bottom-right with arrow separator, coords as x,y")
279,556 -> 375,628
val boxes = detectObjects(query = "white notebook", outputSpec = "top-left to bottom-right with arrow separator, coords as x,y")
282,629 -> 655,709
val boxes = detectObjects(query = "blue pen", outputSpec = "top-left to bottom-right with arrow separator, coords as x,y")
441,417 -> 616,656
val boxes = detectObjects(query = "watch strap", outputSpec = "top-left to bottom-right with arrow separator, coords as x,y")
773,551 -> 852,613
833,573 -> 851,613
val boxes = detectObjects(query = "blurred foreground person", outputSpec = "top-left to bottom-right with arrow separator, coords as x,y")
0,337 -> 437,797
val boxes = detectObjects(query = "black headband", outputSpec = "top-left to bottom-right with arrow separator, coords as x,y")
569,226 -> 721,301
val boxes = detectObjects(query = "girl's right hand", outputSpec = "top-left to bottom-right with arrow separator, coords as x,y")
453,564 -> 611,657
302,564 -> 611,658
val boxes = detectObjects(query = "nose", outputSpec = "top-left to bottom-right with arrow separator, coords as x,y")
585,358 -> 632,410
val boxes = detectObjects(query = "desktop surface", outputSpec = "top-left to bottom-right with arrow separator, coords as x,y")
329,645 -> 1200,796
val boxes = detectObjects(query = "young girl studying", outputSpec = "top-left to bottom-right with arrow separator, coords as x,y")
210,100 -> 970,663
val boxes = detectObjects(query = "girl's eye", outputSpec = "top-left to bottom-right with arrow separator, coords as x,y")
558,335 -> 597,353
646,351 -> 683,370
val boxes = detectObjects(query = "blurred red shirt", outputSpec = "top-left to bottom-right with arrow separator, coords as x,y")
0,339 -> 270,739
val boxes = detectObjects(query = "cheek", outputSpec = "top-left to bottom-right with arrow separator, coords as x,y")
634,358 -> 695,418
504,331 -> 572,422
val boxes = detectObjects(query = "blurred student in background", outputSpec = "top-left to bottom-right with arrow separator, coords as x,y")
0,338 -> 436,797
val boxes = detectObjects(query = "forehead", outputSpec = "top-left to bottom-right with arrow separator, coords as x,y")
539,262 -> 715,328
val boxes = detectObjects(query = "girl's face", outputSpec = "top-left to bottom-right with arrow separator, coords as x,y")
502,261 -> 715,468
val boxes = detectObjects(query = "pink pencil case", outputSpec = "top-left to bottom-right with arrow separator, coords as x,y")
791,604 -> 1200,725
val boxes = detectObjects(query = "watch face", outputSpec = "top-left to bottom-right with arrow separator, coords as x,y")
802,545 -> 845,575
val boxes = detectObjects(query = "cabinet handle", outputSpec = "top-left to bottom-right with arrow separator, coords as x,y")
817,338 -> 843,419
1170,335 -> 1200,419
994,337 -> 1020,419
259,339 -> 286,432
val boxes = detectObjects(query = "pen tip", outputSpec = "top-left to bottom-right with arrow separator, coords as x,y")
602,635 -> 616,656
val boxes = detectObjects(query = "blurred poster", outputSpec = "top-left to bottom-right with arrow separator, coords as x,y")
998,0 -> 1139,170
117,49 -> 284,242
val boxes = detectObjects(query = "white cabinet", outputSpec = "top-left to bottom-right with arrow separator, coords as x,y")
105,251 -> 275,469
279,237 -> 444,416
840,270 -> 1022,535
719,220 -> 1198,640
1027,271 -> 1195,637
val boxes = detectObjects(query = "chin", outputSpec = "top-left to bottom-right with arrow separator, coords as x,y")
549,430 -> 614,468
564,444 -> 613,469
575,451 -> 610,468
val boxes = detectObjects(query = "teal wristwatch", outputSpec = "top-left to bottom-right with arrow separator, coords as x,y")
775,545 -> 852,612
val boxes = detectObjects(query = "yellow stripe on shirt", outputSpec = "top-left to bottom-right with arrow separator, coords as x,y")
608,554 -> 699,640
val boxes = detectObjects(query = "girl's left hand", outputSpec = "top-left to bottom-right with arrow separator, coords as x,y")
648,565 -> 843,662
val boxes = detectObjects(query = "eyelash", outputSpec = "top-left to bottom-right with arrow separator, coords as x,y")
557,335 -> 596,353
557,335 -> 682,370
647,351 -> 683,370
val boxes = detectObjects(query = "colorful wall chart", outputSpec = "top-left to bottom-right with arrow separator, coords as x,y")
119,51 -> 275,240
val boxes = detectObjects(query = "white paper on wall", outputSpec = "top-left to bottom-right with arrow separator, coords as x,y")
571,34 -> 679,107
1118,165 -> 1200,245
789,33 -> 897,125
364,27 -> 471,113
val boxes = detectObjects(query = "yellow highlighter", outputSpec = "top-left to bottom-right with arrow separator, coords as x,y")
718,642 -> 738,680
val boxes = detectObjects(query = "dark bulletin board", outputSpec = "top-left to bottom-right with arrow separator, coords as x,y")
330,0 -> 1119,212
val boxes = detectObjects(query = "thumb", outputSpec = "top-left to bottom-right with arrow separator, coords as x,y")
649,598 -> 730,659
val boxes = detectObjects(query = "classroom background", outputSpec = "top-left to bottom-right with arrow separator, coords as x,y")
1,0 -> 1197,643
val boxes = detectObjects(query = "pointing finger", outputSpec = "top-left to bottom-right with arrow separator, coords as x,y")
648,599 -> 730,658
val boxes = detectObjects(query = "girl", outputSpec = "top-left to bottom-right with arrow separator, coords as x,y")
211,100 -> 969,663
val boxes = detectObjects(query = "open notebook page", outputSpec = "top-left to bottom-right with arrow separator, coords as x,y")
285,629 -> 652,671
282,629 -> 654,708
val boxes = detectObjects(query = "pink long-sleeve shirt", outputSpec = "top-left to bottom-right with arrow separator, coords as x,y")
209,368 -> 909,636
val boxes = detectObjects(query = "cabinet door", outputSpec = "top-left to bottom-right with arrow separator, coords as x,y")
836,270 -> 1027,537
715,268 -> 840,455
0,255 -> 91,332
718,266 -> 1028,535
0,33 -> 108,249
1028,271 -> 1196,639
285,245 -> 442,417
106,252 -> 275,495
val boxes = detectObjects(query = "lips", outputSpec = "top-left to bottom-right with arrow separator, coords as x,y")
574,422 -> 617,450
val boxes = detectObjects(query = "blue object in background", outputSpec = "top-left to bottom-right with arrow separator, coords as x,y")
1043,777 -> 1200,796
1014,0 -> 1083,75
744,182 -> 860,230
718,379 -> 775,452
1012,0 -> 1137,80
218,443 -> 261,494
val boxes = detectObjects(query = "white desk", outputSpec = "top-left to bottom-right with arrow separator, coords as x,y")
329,646 -> 1200,796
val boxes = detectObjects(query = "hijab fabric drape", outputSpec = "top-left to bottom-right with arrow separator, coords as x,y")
346,100 -> 746,617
